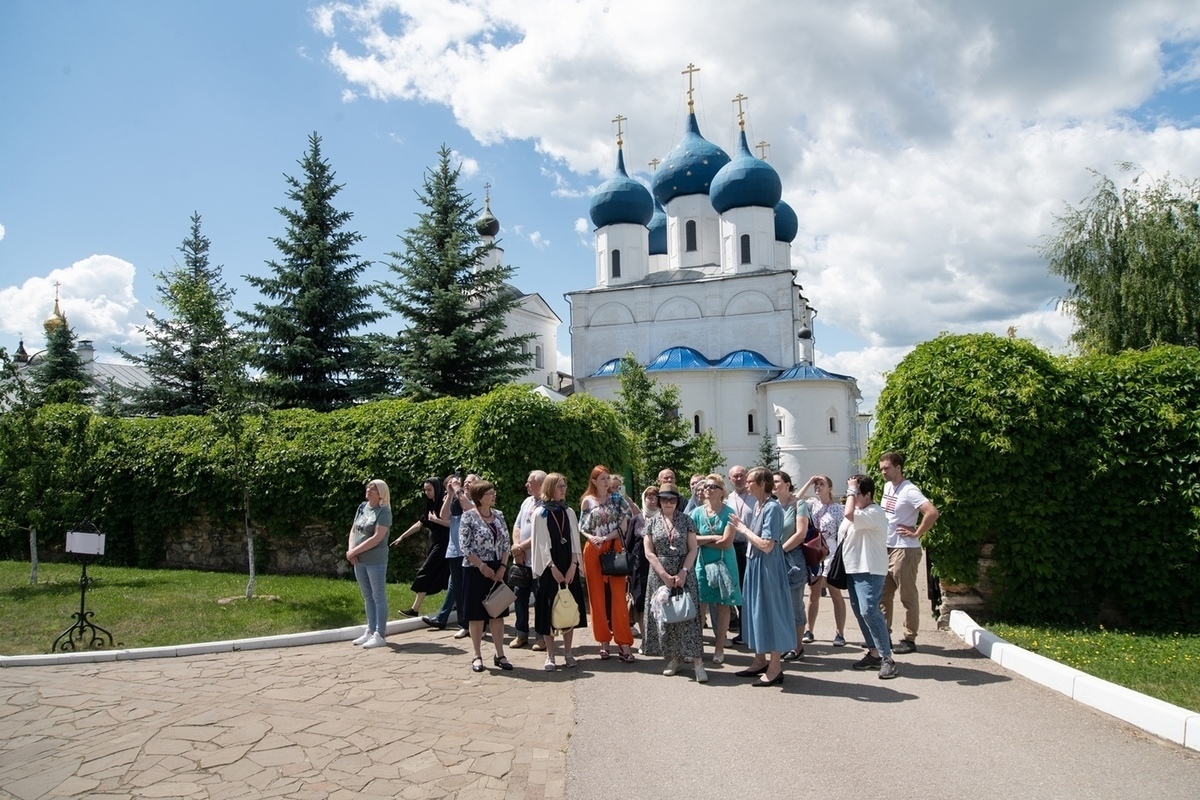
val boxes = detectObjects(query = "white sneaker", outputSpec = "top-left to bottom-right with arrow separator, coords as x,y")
362,632 -> 388,649
454,628 -> 470,639
352,630 -> 372,646
694,661 -> 708,683
663,658 -> 681,676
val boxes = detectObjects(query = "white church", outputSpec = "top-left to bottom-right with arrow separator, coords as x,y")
563,82 -> 869,483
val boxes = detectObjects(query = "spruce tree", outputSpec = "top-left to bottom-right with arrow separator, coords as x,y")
241,132 -> 383,410
31,321 -> 92,406
118,213 -> 241,416
379,145 -> 533,399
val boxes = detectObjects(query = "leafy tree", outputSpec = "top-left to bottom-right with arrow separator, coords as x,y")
1041,166 -> 1200,354
118,213 -> 241,416
613,353 -> 723,493
241,132 -> 383,410
379,145 -> 533,399
756,430 -> 781,471
31,321 -> 92,406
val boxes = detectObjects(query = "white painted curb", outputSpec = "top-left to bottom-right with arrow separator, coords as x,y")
0,616 -> 428,668
950,610 -> 1200,752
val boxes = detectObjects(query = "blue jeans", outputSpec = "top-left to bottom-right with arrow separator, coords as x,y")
435,558 -> 464,628
513,581 -> 536,635
354,562 -> 389,634
847,572 -> 891,659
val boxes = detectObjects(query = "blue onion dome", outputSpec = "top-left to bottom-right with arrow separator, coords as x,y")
709,130 -> 782,214
651,112 -> 731,206
774,199 -> 798,243
648,200 -> 667,255
475,198 -> 500,237
589,148 -> 654,228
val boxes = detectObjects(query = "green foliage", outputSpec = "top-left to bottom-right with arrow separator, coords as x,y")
118,213 -> 243,416
612,354 -> 719,492
870,333 -> 1200,631
241,132 -> 384,410
31,322 -> 92,406
1041,166 -> 1200,354
756,431 -> 781,472
379,145 -> 534,399
0,386 -> 627,575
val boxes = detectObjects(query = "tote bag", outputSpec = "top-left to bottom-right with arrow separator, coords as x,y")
825,543 -> 848,590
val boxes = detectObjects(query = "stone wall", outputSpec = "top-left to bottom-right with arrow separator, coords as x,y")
162,515 -> 351,578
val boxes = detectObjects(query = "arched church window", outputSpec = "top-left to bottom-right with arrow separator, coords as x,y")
740,234 -> 751,264
685,220 -> 698,252
694,414 -> 701,434
828,415 -> 837,433
611,249 -> 621,278
747,412 -> 756,434
777,418 -> 784,434
535,345 -> 544,369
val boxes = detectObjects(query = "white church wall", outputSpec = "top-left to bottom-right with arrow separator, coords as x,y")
665,194 -> 721,270
719,206 -> 776,274
595,224 -> 649,287
767,381 -> 855,487
506,304 -> 559,386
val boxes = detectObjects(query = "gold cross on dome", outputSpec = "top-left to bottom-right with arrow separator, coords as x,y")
682,63 -> 700,110
756,140 -> 770,159
732,93 -> 748,128
649,157 -> 661,172
612,114 -> 627,147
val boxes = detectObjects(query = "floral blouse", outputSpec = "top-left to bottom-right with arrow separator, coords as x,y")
460,508 -> 511,563
579,493 -> 632,542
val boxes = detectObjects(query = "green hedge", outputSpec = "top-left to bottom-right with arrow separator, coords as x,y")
0,385 -> 629,574
870,334 -> 1200,632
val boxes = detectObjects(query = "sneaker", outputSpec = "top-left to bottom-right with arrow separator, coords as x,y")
694,661 -> 708,683
510,636 -> 528,649
832,633 -> 846,647
362,632 -> 387,649
454,628 -> 470,639
879,658 -> 898,679
531,640 -> 546,652
352,630 -> 372,646
543,659 -> 557,672
663,658 -> 681,676
801,630 -> 815,644
852,654 -> 882,671
893,639 -> 917,655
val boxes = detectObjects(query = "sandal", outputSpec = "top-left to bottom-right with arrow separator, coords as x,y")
617,649 -> 636,663
598,647 -> 611,660
471,657 -> 484,673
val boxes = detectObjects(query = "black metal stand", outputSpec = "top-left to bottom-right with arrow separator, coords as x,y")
52,549 -> 114,653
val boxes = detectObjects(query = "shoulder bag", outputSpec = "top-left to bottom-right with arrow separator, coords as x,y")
483,580 -> 516,618
599,544 -> 632,576
825,543 -> 848,590
660,587 -> 697,624
506,560 -> 534,589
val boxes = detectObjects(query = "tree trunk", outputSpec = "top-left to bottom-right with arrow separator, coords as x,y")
28,526 -> 38,585
243,487 -> 256,599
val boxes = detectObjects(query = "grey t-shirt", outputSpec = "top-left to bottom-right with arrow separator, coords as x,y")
352,502 -> 393,565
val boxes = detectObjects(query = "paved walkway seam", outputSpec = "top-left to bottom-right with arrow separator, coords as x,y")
949,609 -> 1200,752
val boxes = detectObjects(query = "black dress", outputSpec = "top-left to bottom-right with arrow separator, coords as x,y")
410,514 -> 450,594
534,506 -> 588,637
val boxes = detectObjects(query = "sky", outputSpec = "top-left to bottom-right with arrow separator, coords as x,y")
2,0 -> 1199,410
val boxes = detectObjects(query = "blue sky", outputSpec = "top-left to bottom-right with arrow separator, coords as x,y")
3,1 -> 1199,408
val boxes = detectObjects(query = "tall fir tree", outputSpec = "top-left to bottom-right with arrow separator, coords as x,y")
31,317 -> 92,406
240,132 -> 383,410
379,145 -> 533,399
118,213 -> 242,416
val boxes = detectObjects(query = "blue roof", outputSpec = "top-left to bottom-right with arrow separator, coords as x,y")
646,346 -> 712,371
589,148 -> 654,228
770,364 -> 854,382
774,200 -> 798,243
651,113 -> 731,206
590,358 -> 624,377
709,130 -> 783,213
714,349 -> 780,369
647,201 -> 667,255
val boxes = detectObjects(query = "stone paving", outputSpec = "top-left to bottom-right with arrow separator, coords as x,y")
0,631 -> 573,799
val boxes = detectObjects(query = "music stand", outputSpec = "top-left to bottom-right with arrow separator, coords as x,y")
52,519 -> 114,652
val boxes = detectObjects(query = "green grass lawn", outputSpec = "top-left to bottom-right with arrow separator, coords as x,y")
987,622 -> 1200,713
0,560 -> 438,656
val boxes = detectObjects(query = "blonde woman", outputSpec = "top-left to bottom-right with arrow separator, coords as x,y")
531,473 -> 588,670
690,474 -> 741,664
347,479 -> 393,649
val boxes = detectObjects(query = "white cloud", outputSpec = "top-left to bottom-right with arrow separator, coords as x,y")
341,88 -> 357,102
573,217 -> 590,247
451,148 -> 479,177
0,255 -> 146,350
540,167 -> 590,199
527,231 -> 548,249
0,222 -> 6,241
316,0 -> 1200,385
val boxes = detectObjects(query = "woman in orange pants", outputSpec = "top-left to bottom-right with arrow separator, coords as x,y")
580,465 -> 636,662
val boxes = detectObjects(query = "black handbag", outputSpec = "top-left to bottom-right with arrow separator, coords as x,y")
506,561 -> 534,589
825,542 -> 848,590
600,548 -> 632,577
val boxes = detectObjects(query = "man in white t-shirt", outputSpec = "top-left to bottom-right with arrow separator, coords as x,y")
878,451 -> 940,654
510,470 -> 546,650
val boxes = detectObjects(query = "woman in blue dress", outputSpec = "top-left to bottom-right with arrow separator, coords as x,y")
729,466 -> 797,686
